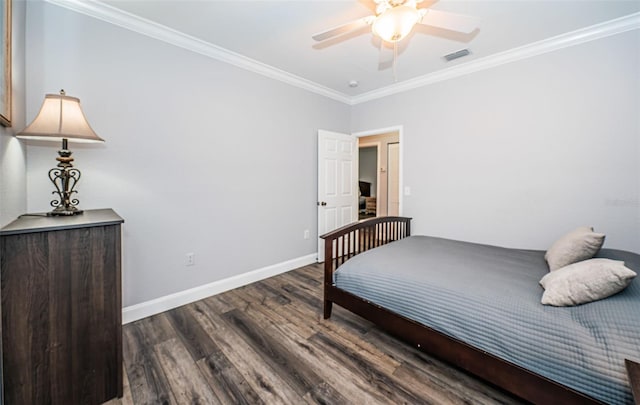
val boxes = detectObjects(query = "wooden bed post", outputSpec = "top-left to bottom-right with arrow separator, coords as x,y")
323,297 -> 333,319
323,236 -> 334,319
320,216 -> 412,320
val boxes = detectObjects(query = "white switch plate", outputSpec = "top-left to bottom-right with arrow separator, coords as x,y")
404,186 -> 411,196
186,252 -> 195,266
303,230 -> 310,239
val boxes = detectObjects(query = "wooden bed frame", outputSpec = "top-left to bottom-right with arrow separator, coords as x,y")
321,216 -> 639,405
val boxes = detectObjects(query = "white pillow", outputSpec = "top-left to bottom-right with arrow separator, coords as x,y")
545,226 -> 605,271
540,258 -> 636,306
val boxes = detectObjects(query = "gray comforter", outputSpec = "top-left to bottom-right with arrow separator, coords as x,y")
334,235 -> 640,404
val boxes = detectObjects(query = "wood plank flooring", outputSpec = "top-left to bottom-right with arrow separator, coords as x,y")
106,263 -> 524,405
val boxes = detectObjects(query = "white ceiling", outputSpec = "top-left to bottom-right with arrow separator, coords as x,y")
90,0 -> 640,99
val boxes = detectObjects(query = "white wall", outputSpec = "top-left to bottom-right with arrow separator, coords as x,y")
19,2 -> 640,312
0,0 -> 26,227
25,2 -> 350,307
352,30 -> 640,253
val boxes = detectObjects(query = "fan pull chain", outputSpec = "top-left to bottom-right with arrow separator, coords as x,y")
393,42 -> 398,82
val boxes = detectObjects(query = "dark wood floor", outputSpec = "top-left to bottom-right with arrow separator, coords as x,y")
106,263 -> 524,405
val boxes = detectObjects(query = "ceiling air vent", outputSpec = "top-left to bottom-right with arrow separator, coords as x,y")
444,49 -> 470,62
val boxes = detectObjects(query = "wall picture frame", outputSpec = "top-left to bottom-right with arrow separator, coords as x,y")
0,0 -> 11,127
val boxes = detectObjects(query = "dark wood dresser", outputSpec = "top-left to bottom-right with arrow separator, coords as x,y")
0,209 -> 124,405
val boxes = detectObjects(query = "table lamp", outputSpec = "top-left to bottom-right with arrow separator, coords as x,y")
17,90 -> 104,216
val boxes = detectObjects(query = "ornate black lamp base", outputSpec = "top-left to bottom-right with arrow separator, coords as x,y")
47,138 -> 85,217
47,206 -> 84,216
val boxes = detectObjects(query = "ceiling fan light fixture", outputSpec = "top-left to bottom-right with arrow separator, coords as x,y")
372,5 -> 420,43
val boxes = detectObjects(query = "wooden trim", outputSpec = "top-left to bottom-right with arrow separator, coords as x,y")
114,225 -> 124,398
320,217 -> 604,405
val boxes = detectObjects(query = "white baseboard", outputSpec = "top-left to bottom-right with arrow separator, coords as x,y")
122,253 -> 318,324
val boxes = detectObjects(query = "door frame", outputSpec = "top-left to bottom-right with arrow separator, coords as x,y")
387,141 -> 400,216
357,141 -> 381,216
353,125 -> 404,216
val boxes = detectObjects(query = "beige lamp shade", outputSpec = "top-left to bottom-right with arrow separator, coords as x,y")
17,91 -> 104,143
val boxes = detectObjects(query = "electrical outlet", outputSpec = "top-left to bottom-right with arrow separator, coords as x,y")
186,252 -> 195,266
304,230 -> 310,240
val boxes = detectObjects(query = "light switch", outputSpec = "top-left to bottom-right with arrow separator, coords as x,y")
404,186 -> 411,196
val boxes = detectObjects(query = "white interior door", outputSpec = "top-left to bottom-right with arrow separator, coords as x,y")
317,130 -> 357,262
388,142 -> 400,216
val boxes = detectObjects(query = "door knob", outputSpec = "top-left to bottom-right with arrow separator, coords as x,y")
317,201 -> 327,206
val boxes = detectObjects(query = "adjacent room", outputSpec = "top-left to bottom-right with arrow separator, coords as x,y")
0,0 -> 639,404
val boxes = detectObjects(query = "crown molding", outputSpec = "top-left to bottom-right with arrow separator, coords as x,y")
44,0 -> 639,107
351,12 -> 640,105
44,0 -> 352,104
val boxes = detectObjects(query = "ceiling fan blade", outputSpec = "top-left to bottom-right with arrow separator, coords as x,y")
312,17 -> 373,42
419,9 -> 479,34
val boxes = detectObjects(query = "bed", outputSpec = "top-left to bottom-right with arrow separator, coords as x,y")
320,216 -> 640,404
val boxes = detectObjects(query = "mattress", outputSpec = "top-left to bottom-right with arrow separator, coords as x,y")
334,235 -> 640,404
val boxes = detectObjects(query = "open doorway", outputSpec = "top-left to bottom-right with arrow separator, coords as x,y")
357,131 -> 400,219
358,146 -> 377,219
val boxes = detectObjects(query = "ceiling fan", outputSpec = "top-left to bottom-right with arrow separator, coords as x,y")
312,0 -> 479,78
